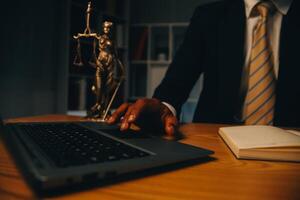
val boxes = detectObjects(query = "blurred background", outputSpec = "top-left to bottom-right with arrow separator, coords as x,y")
1,0 -> 218,122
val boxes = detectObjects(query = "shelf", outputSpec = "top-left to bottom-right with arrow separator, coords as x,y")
129,23 -> 188,98
149,60 -> 171,65
151,26 -> 169,60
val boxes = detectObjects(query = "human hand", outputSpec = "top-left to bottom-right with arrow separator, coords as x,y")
107,98 -> 178,136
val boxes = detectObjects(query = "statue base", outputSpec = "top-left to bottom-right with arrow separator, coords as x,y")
85,117 -> 106,123
83,116 -> 120,131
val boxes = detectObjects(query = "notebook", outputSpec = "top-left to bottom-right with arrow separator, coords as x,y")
218,125 -> 300,162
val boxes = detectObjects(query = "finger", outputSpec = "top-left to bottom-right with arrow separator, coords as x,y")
164,115 -> 178,137
121,99 -> 147,131
120,105 -> 135,131
107,103 -> 130,124
126,99 -> 147,123
121,99 -> 147,125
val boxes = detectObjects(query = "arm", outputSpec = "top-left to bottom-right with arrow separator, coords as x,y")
108,6 -> 207,136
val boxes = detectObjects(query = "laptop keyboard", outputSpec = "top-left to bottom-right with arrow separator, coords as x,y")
18,123 -> 151,168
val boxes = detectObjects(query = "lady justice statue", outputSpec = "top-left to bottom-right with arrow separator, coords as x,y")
73,2 -> 125,122
88,21 -> 125,121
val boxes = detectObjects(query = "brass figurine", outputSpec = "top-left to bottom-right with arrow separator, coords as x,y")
73,1 -> 98,66
73,2 -> 125,122
89,21 -> 125,121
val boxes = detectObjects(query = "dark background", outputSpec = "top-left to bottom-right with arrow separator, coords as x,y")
0,0 -> 218,119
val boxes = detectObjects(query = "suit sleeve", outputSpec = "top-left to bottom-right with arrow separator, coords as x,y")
153,6 -> 206,116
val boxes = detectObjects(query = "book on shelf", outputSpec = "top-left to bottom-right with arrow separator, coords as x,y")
132,28 -> 148,60
218,125 -> 300,162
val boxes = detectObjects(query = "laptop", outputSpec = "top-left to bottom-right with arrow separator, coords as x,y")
1,118 -> 213,193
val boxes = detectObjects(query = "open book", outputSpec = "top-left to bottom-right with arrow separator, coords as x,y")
218,126 -> 300,162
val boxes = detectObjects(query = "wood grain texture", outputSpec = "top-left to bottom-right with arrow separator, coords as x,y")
1,115 -> 300,200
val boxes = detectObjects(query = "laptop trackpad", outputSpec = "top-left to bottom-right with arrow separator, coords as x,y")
102,129 -> 151,139
82,122 -> 151,139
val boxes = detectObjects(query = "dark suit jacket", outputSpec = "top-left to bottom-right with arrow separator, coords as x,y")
153,0 -> 300,127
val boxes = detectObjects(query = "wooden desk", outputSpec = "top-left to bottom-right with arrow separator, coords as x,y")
1,115 -> 299,200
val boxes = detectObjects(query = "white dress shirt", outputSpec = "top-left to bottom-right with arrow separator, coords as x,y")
244,0 -> 292,79
163,0 -> 293,119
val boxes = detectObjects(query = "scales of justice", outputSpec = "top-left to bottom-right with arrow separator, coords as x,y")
73,2 -> 125,122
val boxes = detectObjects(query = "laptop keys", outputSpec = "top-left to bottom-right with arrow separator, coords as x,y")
19,123 -> 151,168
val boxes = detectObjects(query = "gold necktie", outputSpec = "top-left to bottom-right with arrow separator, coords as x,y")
244,3 -> 276,125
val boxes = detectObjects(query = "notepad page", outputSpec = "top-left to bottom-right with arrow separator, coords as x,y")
219,126 -> 300,149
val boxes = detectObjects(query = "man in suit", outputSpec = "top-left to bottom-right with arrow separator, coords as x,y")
108,0 -> 299,136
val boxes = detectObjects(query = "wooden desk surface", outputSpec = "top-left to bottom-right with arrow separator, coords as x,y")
1,115 -> 299,200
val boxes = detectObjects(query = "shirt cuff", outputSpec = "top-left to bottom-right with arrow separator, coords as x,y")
162,102 -> 177,117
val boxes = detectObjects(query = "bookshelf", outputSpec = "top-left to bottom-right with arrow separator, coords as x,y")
129,22 -> 203,122
129,23 -> 187,98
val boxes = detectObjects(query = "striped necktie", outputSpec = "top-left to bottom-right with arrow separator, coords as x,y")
244,2 -> 276,125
